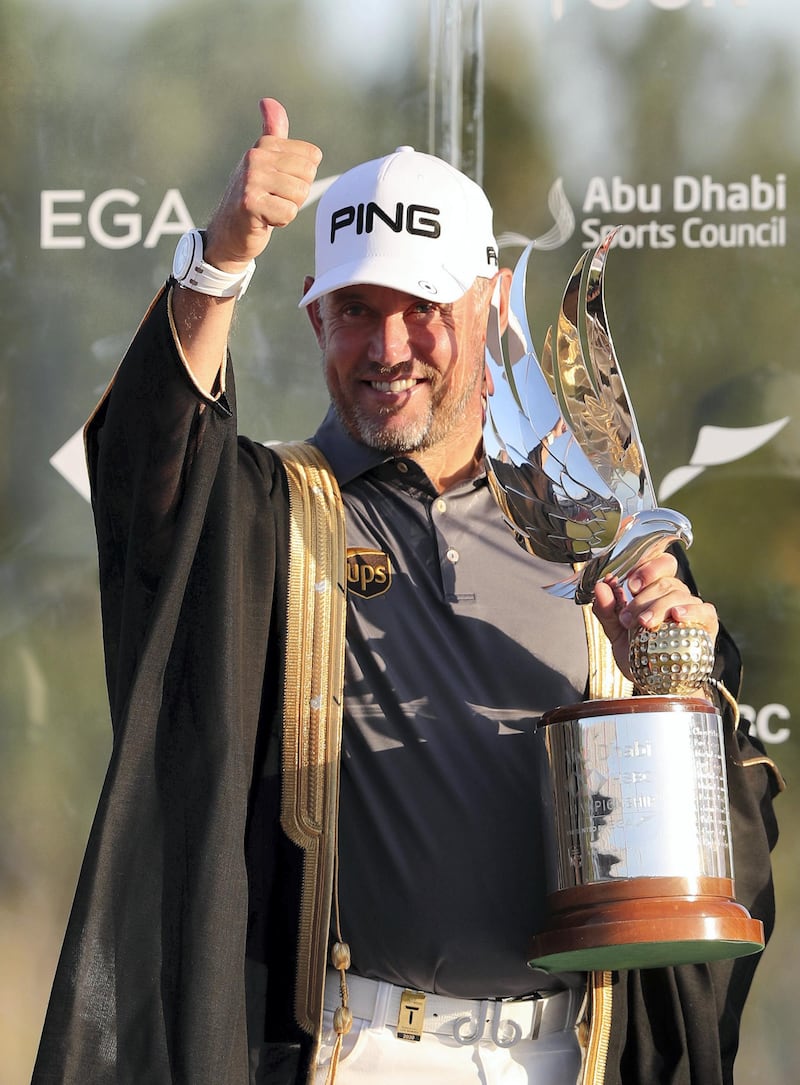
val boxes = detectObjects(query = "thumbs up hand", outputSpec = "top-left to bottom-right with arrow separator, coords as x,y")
204,98 -> 323,271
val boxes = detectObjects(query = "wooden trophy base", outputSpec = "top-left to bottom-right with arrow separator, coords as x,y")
529,876 -> 764,972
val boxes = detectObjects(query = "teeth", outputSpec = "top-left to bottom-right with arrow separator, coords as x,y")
371,379 -> 416,393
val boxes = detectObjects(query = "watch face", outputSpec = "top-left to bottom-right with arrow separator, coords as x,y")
173,231 -> 199,280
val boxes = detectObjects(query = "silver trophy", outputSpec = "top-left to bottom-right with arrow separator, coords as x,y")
484,232 -> 764,971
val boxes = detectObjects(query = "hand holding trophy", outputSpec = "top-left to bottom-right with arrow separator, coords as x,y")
484,232 -> 764,971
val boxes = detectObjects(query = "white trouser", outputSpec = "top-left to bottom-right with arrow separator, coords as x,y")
315,974 -> 582,1084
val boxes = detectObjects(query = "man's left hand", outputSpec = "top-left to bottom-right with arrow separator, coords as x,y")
592,552 -> 719,680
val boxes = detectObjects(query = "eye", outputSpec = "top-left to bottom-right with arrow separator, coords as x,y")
340,301 -> 371,319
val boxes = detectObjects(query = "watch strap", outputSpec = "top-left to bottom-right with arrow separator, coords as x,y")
173,229 -> 256,299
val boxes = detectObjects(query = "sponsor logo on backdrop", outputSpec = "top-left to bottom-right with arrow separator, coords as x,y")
39,176 -> 342,250
499,173 -> 789,254
580,173 -> 787,251
551,0 -> 748,20
658,419 -> 791,502
739,704 -> 791,745
40,189 -> 193,249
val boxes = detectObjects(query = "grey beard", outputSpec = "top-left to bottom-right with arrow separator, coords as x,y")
330,396 -> 436,453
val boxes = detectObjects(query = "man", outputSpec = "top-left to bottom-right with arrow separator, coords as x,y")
33,98 -> 777,1085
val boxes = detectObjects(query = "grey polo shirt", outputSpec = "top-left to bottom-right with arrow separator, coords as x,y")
313,410 -> 589,999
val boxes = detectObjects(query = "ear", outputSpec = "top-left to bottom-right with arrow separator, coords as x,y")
303,276 -> 326,346
483,268 -> 512,398
495,267 -> 513,334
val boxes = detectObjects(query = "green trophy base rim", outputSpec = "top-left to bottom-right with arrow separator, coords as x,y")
529,910 -> 765,973
529,936 -> 765,973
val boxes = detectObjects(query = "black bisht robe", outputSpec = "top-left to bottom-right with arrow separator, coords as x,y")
32,288 -> 779,1085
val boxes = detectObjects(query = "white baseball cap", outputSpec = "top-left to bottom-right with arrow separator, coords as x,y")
300,146 -> 498,308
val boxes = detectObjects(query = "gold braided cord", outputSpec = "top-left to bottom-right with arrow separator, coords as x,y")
579,606 -> 624,1084
579,971 -> 613,1085
275,443 -> 348,1044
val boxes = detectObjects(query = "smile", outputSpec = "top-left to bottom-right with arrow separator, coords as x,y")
369,378 -> 420,393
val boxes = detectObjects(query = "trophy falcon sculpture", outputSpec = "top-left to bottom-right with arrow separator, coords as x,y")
483,231 -> 693,606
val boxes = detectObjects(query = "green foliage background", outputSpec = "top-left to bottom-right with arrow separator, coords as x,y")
1,0 -> 797,1080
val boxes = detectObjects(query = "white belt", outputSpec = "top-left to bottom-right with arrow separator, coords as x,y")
324,972 -> 581,1047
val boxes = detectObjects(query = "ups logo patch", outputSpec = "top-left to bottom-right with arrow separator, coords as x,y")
347,547 -> 393,599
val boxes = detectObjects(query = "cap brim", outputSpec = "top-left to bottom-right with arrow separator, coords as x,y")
299,255 -> 475,308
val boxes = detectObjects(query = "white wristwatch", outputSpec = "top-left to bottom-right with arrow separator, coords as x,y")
172,229 -> 256,299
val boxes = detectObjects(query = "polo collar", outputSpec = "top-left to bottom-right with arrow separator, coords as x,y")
310,407 -> 388,486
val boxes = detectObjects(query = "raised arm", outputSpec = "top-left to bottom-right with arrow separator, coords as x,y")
171,97 -> 323,391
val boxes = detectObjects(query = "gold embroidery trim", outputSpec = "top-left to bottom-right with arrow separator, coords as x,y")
580,606 -> 628,1082
276,442 -> 348,1038
580,970 -> 613,1084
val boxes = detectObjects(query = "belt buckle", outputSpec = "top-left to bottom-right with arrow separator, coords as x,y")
495,991 -> 559,1047
452,999 -> 529,1048
453,1000 -> 489,1045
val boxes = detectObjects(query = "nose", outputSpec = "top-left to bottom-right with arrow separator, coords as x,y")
368,312 -> 412,366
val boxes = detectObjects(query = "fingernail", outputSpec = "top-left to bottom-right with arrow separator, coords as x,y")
628,574 -> 642,593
